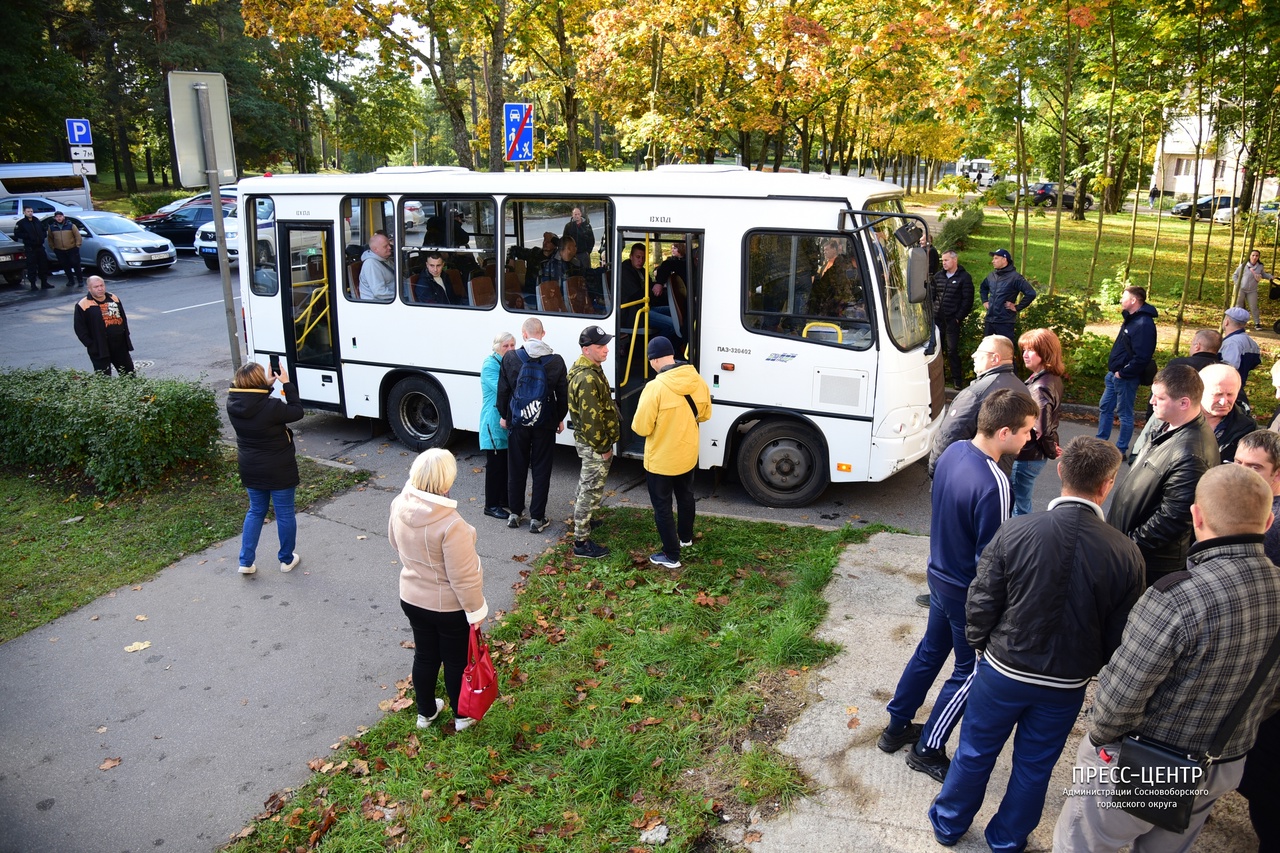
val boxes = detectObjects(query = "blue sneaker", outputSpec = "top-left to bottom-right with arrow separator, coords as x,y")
648,552 -> 681,569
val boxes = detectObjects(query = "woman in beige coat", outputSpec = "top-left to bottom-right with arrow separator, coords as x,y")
389,449 -> 488,731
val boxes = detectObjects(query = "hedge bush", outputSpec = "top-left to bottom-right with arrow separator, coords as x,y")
935,207 -> 985,253
126,191 -> 190,218
0,368 -> 220,494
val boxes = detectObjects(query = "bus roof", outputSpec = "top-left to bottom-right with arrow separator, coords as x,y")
238,166 -> 906,206
0,162 -> 80,178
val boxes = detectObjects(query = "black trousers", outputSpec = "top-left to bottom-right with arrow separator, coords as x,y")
89,339 -> 134,376
937,315 -> 964,387
484,448 -> 509,509
507,425 -> 555,520
399,600 -> 470,717
54,248 -> 83,283
646,468 -> 695,561
23,243 -> 49,284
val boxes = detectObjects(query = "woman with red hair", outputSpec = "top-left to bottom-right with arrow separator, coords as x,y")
1011,328 -> 1064,515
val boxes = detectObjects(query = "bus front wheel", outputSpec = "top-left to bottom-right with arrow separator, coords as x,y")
387,377 -> 452,451
737,420 -> 828,507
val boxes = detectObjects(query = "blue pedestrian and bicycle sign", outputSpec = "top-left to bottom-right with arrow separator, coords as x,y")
66,119 -> 93,146
504,103 -> 533,163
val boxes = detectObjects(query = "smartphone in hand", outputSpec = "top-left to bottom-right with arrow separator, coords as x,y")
268,354 -> 281,376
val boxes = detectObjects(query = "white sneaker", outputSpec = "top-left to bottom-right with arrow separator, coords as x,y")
416,698 -> 445,728
238,564 -> 256,574
680,540 -> 694,548
454,716 -> 476,732
280,553 -> 301,573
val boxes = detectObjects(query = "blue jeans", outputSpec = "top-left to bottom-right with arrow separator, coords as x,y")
886,583 -> 976,752
238,487 -> 297,567
1010,459 -> 1047,516
1096,372 -> 1139,452
930,659 -> 1086,851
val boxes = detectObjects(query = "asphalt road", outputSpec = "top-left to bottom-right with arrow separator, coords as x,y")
0,254 -> 965,532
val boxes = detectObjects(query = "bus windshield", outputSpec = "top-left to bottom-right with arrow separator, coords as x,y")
864,201 -> 930,351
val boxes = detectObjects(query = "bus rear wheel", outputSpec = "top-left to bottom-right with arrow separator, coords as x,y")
737,420 -> 828,507
387,377 -> 452,451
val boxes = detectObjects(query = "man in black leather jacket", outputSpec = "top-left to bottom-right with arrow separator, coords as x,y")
928,335 -> 1032,479
928,437 -> 1145,851
1106,365 -> 1218,585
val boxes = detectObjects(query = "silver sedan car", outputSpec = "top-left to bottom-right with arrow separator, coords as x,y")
42,211 -> 177,277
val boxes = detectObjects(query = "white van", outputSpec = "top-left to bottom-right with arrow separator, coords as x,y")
0,163 -> 94,210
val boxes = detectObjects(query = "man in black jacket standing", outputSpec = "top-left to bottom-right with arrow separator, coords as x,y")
928,335 -> 1032,479
979,249 -> 1035,340
1106,365 -> 1218,586
498,316 -> 568,534
932,250 -> 974,389
12,206 -> 51,290
928,437 -> 1144,851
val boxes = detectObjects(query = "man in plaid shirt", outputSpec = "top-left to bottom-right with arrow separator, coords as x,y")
1054,463 -> 1280,851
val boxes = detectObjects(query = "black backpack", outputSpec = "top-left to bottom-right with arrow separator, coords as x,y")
510,349 -> 552,428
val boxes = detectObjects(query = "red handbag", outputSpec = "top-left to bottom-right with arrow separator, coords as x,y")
458,624 -> 497,721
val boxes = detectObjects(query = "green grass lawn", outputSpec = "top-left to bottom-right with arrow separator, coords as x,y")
225,511 -> 883,853
956,206 -> 1280,415
0,450 -> 368,643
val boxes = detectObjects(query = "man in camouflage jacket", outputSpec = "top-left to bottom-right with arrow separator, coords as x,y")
567,325 -> 620,559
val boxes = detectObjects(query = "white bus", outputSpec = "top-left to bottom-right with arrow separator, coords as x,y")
0,162 -> 94,209
235,166 -> 944,507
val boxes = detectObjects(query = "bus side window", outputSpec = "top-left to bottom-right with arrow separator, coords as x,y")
402,197 -> 497,310
742,232 -> 872,350
341,196 -> 395,303
503,197 -> 610,318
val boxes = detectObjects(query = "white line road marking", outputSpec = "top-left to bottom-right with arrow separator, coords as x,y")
161,296 -> 241,314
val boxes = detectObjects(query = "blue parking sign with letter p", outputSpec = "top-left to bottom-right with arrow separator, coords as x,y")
66,119 -> 93,146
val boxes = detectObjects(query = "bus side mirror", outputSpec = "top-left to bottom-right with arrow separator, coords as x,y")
906,246 -> 928,304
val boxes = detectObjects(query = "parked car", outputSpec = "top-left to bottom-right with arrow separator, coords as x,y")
0,233 -> 27,285
1030,182 -> 1094,210
1170,194 -> 1239,219
136,189 -> 239,224
0,197 -> 84,234
193,198 -> 276,270
143,203 -> 236,251
41,211 -> 176,276
403,200 -> 426,228
1213,199 -> 1280,225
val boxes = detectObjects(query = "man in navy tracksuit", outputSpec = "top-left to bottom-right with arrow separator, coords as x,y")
928,437 -> 1144,850
878,390 -> 1040,782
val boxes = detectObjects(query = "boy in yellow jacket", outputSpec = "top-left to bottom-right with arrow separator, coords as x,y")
631,336 -> 712,568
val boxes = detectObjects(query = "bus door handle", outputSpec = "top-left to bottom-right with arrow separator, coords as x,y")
322,375 -> 333,384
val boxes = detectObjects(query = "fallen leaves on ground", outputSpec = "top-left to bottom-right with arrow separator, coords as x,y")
123,641 -> 151,653
134,614 -> 147,621
98,757 -> 121,771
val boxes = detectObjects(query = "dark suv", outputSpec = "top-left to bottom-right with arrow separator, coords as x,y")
1030,182 -> 1094,210
1170,194 -> 1240,219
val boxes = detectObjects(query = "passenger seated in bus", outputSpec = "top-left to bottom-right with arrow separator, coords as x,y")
808,238 -> 859,317
358,233 -> 396,301
540,235 -> 584,283
521,232 -> 560,294
413,253 -> 452,305
619,243 -> 678,339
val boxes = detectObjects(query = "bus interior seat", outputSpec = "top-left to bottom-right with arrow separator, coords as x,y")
507,258 -> 527,283
306,255 -> 323,281
668,272 -> 688,334
564,276 -> 590,313
346,261 -> 362,299
483,261 -> 496,280
445,268 -> 465,302
537,281 -> 567,313
468,276 -> 497,308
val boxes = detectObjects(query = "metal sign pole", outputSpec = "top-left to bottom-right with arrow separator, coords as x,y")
195,82 -> 242,371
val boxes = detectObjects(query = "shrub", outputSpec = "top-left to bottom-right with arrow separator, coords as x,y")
0,369 -> 220,494
1067,332 -> 1115,379
126,191 -> 190,218
935,207 -> 985,253
1017,290 -> 1102,350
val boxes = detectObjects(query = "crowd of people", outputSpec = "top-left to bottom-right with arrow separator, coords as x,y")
901,249 -> 1280,851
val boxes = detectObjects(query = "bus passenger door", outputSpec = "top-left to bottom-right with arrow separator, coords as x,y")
279,223 -> 341,407
613,229 -> 703,458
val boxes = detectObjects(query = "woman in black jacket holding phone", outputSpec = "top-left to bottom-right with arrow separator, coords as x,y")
227,359 -> 305,575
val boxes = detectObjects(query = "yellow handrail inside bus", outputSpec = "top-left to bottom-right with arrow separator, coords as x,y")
802,321 -> 842,343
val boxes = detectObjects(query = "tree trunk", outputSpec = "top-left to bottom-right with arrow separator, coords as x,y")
1086,9 -> 1119,292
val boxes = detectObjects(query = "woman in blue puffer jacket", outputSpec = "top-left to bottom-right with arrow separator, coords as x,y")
480,332 -> 515,518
